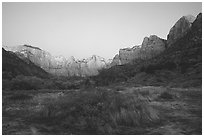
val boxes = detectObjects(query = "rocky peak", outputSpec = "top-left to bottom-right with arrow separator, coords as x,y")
91,55 -> 98,61
191,13 -> 202,32
111,35 -> 166,65
67,56 -> 75,63
111,14 -> 199,67
183,15 -> 196,23
167,15 -> 196,46
142,35 -> 165,48
142,37 -> 149,46
3,45 -> 111,77
111,54 -> 122,66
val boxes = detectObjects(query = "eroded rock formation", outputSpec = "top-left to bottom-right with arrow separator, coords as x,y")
111,35 -> 166,65
111,14 -> 197,66
167,15 -> 196,46
3,45 -> 111,77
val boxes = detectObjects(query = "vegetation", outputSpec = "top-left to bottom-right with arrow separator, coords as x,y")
30,89 -> 159,134
2,75 -> 90,90
2,48 -> 48,79
3,87 -> 202,134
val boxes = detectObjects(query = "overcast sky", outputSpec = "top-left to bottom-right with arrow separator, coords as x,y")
2,2 -> 202,59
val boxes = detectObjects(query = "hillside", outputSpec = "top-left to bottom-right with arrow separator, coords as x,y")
94,13 -> 202,88
2,48 -> 49,79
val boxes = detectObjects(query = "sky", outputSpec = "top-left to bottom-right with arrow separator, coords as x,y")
2,2 -> 202,59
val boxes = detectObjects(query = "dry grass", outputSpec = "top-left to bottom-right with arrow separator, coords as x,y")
2,86 -> 201,135
3,88 -> 160,134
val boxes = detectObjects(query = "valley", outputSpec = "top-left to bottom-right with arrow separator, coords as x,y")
2,7 -> 202,135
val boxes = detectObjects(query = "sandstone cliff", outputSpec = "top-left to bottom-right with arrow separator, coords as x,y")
167,15 -> 196,46
111,14 -> 196,66
3,45 -> 111,77
2,48 -> 48,79
111,35 -> 166,65
96,13 -> 202,87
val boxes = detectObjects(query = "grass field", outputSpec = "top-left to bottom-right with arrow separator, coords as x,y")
2,85 -> 202,135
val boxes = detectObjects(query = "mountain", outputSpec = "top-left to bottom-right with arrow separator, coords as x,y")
167,15 -> 196,46
111,35 -> 166,66
2,48 -> 49,79
110,15 -> 198,66
3,45 -> 111,77
137,13 -> 202,86
95,13 -> 202,87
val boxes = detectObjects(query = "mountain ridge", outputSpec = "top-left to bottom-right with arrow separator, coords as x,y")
110,14 -> 197,66
3,45 -> 112,77
94,13 -> 202,87
2,48 -> 49,79
2,13 -> 201,79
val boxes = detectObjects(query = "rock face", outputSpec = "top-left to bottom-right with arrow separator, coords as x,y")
96,13 -> 202,87
2,48 -> 48,79
191,13 -> 202,33
167,15 -> 196,46
111,54 -> 122,66
111,35 -> 166,65
111,14 -> 197,66
140,35 -> 166,59
3,45 -> 111,77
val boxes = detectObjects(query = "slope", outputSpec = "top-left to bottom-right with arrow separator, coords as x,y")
93,13 -> 202,87
2,48 -> 49,79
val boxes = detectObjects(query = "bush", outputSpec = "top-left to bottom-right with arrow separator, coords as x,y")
2,71 -> 13,80
158,91 -> 174,100
41,79 -> 57,89
3,75 -> 85,90
9,94 -> 33,100
95,67 -> 129,86
11,75 -> 44,90
32,89 -> 160,134
140,62 -> 177,74
2,79 -> 12,90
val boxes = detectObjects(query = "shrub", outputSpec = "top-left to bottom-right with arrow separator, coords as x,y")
95,67 -> 129,86
2,71 -> 13,80
140,62 -> 177,74
3,75 -> 85,90
33,89 -> 160,134
41,79 -> 57,89
9,94 -> 33,100
158,91 -> 173,100
11,75 -> 44,90
2,79 -> 12,90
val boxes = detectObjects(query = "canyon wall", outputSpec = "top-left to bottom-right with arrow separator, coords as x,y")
3,45 -> 111,77
111,15 -> 196,66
